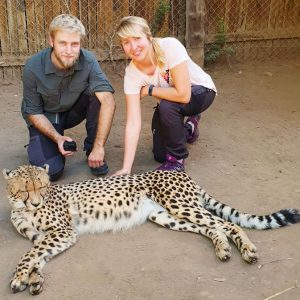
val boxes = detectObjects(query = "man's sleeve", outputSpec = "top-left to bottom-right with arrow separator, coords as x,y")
22,64 -> 43,116
88,56 -> 115,95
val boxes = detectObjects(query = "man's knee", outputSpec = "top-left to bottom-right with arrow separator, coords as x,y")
49,168 -> 64,181
27,134 -> 65,181
44,155 -> 65,181
29,155 -> 65,181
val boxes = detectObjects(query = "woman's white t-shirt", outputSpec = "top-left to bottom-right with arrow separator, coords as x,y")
124,37 -> 217,95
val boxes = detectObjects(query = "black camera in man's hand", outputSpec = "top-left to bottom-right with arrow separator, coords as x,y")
63,141 -> 77,152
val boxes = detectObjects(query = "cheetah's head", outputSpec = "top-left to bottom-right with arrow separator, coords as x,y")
3,165 -> 50,210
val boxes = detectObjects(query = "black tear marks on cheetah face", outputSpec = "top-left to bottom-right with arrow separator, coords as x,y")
3,165 -> 300,295
3,165 -> 50,211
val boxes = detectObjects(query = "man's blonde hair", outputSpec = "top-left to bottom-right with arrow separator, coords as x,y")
116,16 -> 166,68
49,14 -> 86,38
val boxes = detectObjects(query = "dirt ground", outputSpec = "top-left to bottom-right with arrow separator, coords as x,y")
0,59 -> 299,300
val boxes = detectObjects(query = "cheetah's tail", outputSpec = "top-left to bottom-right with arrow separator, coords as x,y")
199,189 -> 300,230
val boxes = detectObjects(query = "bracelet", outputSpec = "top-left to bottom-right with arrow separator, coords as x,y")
148,84 -> 154,96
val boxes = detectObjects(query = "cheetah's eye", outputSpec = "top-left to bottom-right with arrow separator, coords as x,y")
16,190 -> 29,200
39,186 -> 48,194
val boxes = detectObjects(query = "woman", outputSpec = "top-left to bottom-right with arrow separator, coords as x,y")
114,16 -> 216,175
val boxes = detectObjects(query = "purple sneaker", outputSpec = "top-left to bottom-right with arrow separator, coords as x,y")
186,115 -> 201,144
155,154 -> 185,172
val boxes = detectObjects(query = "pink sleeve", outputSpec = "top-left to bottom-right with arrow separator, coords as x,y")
124,66 -> 143,95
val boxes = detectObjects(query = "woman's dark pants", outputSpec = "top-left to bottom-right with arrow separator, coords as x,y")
27,93 -> 100,180
152,85 -> 215,163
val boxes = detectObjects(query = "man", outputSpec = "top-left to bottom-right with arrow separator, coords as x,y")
21,14 -> 115,181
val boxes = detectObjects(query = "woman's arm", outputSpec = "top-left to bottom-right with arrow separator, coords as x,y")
114,94 -> 142,175
141,61 -> 191,103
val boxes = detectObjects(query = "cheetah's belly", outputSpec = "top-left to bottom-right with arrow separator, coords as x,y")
73,197 -> 165,234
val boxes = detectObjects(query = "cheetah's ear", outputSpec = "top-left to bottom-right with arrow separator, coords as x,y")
42,164 -> 50,174
2,169 -> 13,180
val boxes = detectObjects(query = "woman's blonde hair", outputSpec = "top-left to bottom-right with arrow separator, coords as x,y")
116,16 -> 166,68
49,14 -> 86,39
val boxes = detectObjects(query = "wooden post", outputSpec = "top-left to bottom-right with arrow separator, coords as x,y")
16,0 -> 28,55
25,0 -> 36,54
87,0 -> 97,50
0,0 -> 10,56
6,0 -> 17,55
185,0 -> 205,67
35,1 -> 46,51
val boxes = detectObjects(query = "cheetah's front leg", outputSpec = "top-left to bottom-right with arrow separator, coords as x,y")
27,261 -> 45,295
11,211 -> 44,244
10,229 -> 77,295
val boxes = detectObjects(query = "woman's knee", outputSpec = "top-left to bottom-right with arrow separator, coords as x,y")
181,88 -> 215,116
158,100 -> 183,119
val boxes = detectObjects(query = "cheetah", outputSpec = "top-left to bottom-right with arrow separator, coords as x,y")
3,165 -> 300,295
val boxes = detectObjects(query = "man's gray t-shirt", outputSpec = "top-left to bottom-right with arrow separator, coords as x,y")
21,47 -> 114,125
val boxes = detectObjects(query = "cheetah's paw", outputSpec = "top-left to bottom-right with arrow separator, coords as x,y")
10,272 -> 28,293
241,244 -> 258,264
215,245 -> 232,262
28,269 -> 44,295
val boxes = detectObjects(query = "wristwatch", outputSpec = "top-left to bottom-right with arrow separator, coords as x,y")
148,84 -> 154,96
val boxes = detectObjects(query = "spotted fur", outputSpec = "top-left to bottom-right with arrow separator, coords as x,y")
3,165 -> 300,295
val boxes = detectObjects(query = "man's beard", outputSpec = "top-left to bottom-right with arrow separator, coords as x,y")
52,49 -> 80,70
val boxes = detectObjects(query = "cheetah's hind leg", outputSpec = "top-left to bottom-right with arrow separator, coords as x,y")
218,222 -> 258,264
148,210 -> 232,261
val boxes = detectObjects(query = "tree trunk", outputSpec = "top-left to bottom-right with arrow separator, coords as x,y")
185,0 -> 205,67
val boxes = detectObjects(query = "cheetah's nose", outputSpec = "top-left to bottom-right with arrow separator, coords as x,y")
31,202 -> 40,207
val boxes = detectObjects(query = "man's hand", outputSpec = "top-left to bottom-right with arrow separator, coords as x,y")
87,146 -> 105,168
28,114 -> 75,157
57,136 -> 75,157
